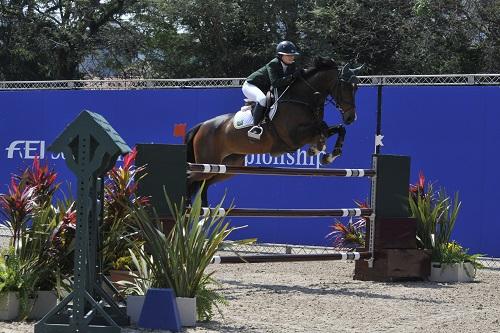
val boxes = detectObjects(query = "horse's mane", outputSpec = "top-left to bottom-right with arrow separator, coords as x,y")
303,56 -> 337,78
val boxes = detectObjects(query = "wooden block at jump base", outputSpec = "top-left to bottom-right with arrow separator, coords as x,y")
353,249 -> 431,282
374,217 -> 417,249
136,144 -> 187,217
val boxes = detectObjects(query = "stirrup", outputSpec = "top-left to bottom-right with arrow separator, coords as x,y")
248,125 -> 263,140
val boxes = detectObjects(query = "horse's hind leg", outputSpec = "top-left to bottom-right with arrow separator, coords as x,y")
321,124 -> 346,165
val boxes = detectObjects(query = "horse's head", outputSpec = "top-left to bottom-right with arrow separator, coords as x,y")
303,58 -> 362,126
330,63 -> 363,125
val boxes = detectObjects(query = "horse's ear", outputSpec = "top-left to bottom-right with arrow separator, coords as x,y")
341,64 -> 351,78
351,64 -> 365,75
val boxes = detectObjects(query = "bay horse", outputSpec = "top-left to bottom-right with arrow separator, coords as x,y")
185,57 -> 361,205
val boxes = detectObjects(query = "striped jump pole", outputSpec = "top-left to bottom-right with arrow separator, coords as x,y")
188,163 -> 375,177
197,207 -> 373,218
210,251 -> 371,264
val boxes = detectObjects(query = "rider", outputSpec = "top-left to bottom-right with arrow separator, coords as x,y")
243,40 -> 303,140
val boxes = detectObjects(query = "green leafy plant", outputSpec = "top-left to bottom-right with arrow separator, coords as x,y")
116,248 -> 153,296
128,183 -> 249,321
409,172 -> 483,264
0,248 -> 41,319
438,241 -> 484,269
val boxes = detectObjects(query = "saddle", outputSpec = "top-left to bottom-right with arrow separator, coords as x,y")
234,90 -> 279,130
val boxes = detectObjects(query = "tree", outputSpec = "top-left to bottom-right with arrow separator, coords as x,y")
0,0 -> 141,80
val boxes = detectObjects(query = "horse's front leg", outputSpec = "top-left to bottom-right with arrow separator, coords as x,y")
321,124 -> 346,165
307,121 -> 328,156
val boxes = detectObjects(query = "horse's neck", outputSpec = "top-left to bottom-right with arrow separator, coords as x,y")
288,70 -> 332,103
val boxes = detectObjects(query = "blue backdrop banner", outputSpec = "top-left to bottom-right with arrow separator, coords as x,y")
0,86 -> 499,256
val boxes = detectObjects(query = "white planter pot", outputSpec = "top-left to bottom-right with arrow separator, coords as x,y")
127,295 -> 146,324
28,290 -> 58,320
0,292 -> 19,320
176,297 -> 197,327
429,262 -> 476,282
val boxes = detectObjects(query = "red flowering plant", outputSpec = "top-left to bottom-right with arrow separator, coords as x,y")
101,147 -> 149,273
48,201 -> 77,277
17,156 -> 60,209
0,177 -> 36,252
326,200 -> 367,250
0,157 -> 73,293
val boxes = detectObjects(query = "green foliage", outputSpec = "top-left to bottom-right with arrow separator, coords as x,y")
116,248 -> 153,296
129,183 -> 248,319
0,248 -> 41,319
438,241 -> 484,269
3,0 -> 498,79
409,172 -> 483,264
195,275 -> 228,322
113,255 -> 133,271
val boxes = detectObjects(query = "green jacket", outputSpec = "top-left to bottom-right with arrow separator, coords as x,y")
246,57 -> 297,92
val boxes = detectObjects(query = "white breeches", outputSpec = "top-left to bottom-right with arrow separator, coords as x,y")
242,81 -> 266,106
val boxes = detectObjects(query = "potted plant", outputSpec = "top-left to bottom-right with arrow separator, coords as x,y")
0,250 -> 25,320
0,243 -> 48,320
117,248 -> 152,324
429,241 -> 484,282
128,184 -> 248,326
409,172 -> 484,282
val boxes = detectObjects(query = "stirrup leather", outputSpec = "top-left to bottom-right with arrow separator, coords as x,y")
248,125 -> 263,140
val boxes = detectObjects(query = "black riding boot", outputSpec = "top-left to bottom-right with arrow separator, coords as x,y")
248,103 -> 266,140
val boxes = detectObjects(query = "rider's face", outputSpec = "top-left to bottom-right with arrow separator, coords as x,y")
281,55 -> 295,65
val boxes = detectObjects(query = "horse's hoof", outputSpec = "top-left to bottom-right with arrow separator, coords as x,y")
321,154 -> 333,165
307,147 -> 319,156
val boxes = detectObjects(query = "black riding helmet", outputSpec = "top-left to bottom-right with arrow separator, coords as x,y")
276,41 -> 300,56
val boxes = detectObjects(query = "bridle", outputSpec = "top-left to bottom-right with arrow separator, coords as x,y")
328,78 -> 356,115
299,70 -> 356,117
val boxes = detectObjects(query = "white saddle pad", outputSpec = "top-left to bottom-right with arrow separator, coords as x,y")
233,102 -> 278,129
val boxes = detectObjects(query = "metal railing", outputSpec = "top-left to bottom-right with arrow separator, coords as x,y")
1,74 -> 499,91
220,242 -> 500,270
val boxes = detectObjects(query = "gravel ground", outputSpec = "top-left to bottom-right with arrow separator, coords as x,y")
1,261 -> 499,333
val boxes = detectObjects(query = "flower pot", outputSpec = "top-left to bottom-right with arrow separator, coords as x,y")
109,270 -> 139,292
127,295 -> 146,324
28,290 -> 58,320
0,292 -> 19,320
429,262 -> 476,282
176,297 -> 196,327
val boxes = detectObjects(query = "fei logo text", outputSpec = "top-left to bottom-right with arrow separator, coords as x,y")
5,140 -> 65,160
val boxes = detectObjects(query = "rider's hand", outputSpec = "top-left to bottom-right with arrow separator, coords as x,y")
292,69 -> 304,79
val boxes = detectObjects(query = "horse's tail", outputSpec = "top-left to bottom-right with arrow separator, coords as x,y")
184,122 -> 202,163
184,123 -> 203,203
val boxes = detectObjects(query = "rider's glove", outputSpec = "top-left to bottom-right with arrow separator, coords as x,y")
292,68 -> 304,79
